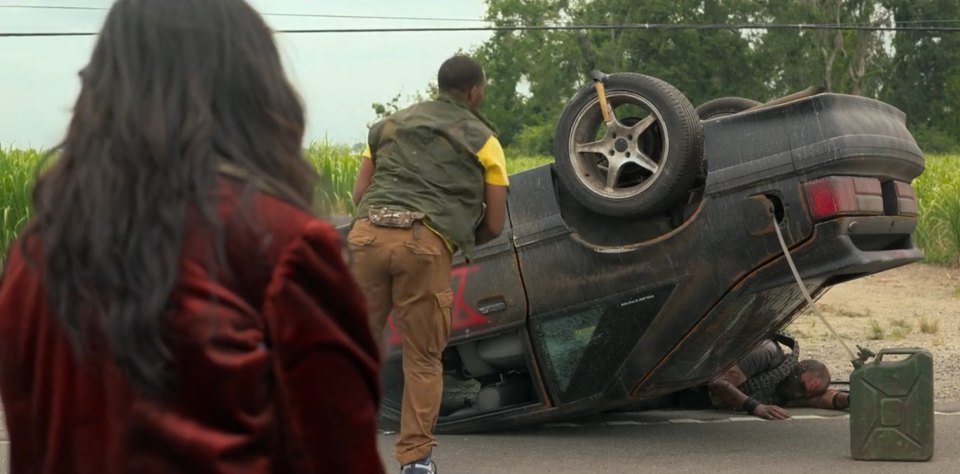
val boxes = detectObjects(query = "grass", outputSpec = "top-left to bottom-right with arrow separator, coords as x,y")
891,317 -> 912,329
303,140 -> 361,216
0,144 -> 552,257
837,307 -> 871,318
1,146 -> 954,265
890,318 -> 913,340
918,315 -> 939,335
914,154 -> 960,266
300,141 -> 552,216
867,320 -> 885,340
0,147 -> 46,258
506,155 -> 552,175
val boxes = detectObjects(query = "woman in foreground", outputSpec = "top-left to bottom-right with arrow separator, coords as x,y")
0,0 -> 383,472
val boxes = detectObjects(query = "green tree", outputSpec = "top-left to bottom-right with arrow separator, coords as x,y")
880,0 -> 960,152
753,0 -> 890,96
367,0 -> 959,154
475,0 -> 768,153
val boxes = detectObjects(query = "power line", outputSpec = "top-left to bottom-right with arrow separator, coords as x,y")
0,4 -> 491,22
894,19 -> 960,24
0,31 -> 91,37
4,4 -> 959,27
0,4 -> 101,11
251,12 -> 488,23
267,24 -> 960,33
3,23 -> 960,38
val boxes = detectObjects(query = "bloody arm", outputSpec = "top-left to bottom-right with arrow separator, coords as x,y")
785,389 -> 850,409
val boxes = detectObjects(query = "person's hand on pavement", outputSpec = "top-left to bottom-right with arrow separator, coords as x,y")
753,404 -> 791,420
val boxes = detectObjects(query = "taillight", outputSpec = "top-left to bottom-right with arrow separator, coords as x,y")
804,176 -> 884,220
883,181 -> 918,217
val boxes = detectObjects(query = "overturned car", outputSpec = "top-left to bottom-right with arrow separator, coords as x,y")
343,71 -> 925,433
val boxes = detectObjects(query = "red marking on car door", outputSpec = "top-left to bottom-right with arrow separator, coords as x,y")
385,265 -> 489,346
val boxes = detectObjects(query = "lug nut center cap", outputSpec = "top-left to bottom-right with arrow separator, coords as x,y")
614,138 -> 629,153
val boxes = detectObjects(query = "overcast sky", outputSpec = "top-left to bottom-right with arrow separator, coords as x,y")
0,0 -> 492,149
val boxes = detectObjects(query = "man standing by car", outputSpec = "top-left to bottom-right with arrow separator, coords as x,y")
707,336 -> 850,420
347,55 -> 509,474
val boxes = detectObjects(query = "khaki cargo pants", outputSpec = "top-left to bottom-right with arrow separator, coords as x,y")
346,218 -> 453,465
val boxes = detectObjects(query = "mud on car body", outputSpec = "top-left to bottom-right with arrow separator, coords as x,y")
340,71 -> 924,433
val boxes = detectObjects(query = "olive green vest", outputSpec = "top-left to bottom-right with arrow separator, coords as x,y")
357,94 -> 497,257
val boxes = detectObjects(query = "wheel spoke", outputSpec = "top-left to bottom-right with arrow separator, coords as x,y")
627,151 -> 660,174
605,158 -> 624,192
575,139 -> 611,156
625,115 -> 657,136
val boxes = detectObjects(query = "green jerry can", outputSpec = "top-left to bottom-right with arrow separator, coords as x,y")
849,348 -> 934,461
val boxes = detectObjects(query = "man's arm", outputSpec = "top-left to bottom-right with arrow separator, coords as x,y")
352,146 -> 375,206
474,135 -> 510,245
785,389 -> 849,410
707,366 -> 792,420
475,184 -> 507,245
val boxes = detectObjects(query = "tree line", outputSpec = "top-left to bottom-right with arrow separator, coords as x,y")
372,0 -> 960,155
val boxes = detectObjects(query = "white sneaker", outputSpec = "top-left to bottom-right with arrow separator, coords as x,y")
400,457 -> 436,474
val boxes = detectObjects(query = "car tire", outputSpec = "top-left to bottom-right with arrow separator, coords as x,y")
553,73 -> 704,218
695,96 -> 761,120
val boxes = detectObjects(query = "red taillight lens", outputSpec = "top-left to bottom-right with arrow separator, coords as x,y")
804,176 -> 884,220
892,181 -> 918,216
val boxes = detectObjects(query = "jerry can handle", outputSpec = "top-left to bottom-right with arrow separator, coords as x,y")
874,348 -> 921,362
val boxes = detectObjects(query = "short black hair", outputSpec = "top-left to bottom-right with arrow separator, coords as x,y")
800,359 -> 831,393
438,55 -> 485,93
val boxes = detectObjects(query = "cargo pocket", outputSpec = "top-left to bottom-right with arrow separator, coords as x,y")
347,229 -> 377,247
432,288 -> 454,352
346,227 -> 378,268
404,240 -> 441,256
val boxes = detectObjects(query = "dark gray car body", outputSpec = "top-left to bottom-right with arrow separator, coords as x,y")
340,93 -> 924,433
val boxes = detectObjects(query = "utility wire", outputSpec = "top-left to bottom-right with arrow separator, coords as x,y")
4,4 -> 959,27
241,12 -> 487,22
0,4 -> 101,11
0,4 -> 491,22
4,23 -> 959,37
263,24 -> 960,33
893,18 -> 960,24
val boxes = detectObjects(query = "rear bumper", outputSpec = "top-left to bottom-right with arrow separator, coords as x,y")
748,215 -> 922,290
623,215 -> 922,399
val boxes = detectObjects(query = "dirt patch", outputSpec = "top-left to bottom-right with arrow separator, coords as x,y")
788,263 -> 960,400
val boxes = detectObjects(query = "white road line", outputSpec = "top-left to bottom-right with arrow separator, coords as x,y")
666,419 -> 707,424
726,416 -> 768,422
790,415 -> 835,420
538,411 -> 959,430
605,420 -> 646,426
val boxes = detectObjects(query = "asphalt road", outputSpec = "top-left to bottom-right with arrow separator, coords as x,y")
377,404 -> 960,474
3,405 -> 958,473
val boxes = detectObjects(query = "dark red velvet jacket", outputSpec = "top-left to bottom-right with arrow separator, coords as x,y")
0,179 -> 385,473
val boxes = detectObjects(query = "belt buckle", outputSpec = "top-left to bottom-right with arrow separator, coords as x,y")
368,208 -> 423,228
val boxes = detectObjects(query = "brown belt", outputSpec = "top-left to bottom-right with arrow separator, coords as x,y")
366,207 -> 425,229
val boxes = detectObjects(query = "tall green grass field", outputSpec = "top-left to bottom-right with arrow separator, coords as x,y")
1,146 -> 957,266
0,148 -> 45,258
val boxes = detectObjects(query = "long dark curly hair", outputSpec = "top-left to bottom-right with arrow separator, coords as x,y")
21,0 -> 317,397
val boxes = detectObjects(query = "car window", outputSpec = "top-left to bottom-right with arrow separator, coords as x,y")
531,283 -> 676,403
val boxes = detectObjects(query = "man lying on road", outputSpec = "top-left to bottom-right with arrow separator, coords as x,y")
707,336 -> 850,420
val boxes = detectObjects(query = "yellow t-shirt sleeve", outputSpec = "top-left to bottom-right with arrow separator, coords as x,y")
361,144 -> 372,160
476,136 -> 509,186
